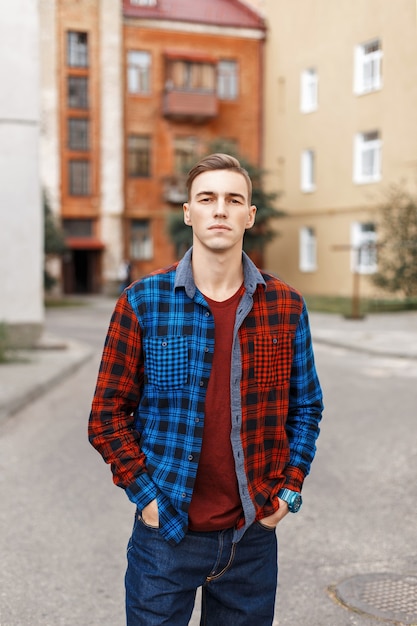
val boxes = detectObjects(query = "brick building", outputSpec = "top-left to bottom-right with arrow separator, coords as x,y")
41,0 -> 265,294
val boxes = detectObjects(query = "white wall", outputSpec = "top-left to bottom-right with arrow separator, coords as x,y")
0,0 -> 43,344
99,0 -> 124,284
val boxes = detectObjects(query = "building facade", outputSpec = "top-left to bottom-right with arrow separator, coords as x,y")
41,0 -> 265,294
0,0 -> 44,347
250,0 -> 417,298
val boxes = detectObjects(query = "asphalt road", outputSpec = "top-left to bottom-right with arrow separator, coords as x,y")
1,298 -> 416,626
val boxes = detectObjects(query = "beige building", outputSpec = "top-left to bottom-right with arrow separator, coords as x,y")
250,0 -> 417,298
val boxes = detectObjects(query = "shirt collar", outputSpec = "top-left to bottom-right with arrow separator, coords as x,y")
174,247 -> 266,300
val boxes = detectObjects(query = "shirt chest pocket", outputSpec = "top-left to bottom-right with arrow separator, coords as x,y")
143,335 -> 188,390
253,333 -> 292,388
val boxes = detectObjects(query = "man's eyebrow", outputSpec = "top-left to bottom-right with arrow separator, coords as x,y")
195,191 -> 215,197
195,191 -> 246,200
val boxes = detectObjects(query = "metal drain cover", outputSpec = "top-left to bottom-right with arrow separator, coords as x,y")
334,573 -> 417,624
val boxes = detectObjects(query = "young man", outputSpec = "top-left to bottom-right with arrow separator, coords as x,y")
89,153 -> 323,626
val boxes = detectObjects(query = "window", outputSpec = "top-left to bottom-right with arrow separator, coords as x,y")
166,60 -> 216,92
174,137 -> 199,175
130,220 -> 153,260
218,60 -> 238,100
301,149 -> 316,192
62,219 -> 93,237
67,31 -> 88,68
68,77 -> 89,109
69,160 -> 90,196
68,118 -> 89,151
128,51 -> 151,94
351,222 -> 377,274
127,135 -> 151,177
130,0 -> 157,5
300,68 -> 318,113
354,131 -> 381,183
299,227 -> 317,272
354,38 -> 382,94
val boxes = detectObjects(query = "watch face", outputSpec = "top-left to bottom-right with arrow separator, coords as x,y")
290,494 -> 302,512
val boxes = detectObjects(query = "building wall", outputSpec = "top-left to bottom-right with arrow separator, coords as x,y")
51,0 -> 125,294
0,0 -> 43,346
256,0 -> 417,297
99,0 -> 124,286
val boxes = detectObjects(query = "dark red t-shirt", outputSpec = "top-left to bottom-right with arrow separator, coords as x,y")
188,286 -> 245,531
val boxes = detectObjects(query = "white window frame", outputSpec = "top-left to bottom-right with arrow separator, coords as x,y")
127,50 -> 151,94
130,220 -> 153,261
301,149 -> 316,192
130,0 -> 157,6
350,222 -> 377,274
353,131 -> 381,184
217,60 -> 239,100
299,227 -> 317,272
354,38 -> 383,95
300,68 -> 318,113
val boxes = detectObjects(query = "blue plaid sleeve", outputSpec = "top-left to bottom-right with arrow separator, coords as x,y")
285,301 -> 324,489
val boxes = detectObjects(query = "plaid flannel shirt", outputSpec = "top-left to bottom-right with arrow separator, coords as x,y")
89,249 -> 323,544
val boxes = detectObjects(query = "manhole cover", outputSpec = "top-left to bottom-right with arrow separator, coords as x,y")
334,573 -> 417,625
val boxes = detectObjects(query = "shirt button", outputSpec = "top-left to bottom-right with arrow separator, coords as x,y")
195,418 -> 200,423
205,311 -> 210,317
272,338 -> 278,344
204,347 -> 209,352
161,340 -> 168,347
188,454 -> 194,461
199,380 -> 204,387
181,493 -> 186,498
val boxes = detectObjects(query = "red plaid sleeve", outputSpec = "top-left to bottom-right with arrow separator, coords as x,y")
88,292 -> 146,489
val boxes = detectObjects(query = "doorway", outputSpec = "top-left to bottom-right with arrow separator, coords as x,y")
63,248 -> 101,294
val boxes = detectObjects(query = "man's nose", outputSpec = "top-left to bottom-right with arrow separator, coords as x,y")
213,199 -> 227,217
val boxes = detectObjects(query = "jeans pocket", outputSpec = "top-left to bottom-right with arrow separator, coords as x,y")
138,514 -> 160,531
256,520 -> 277,532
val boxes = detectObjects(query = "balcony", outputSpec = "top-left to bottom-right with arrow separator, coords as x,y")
162,175 -> 187,204
163,89 -> 218,123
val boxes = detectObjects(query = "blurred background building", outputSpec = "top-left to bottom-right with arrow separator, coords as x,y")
40,0 -> 265,294
0,0 -> 44,346
2,0 -> 417,333
250,0 -> 417,298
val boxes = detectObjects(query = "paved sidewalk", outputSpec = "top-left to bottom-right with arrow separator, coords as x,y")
0,307 -> 416,423
0,332 -> 94,422
310,309 -> 417,359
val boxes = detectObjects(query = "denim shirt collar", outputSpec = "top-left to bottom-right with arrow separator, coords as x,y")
174,247 -> 266,300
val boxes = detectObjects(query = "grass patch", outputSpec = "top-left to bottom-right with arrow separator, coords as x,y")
0,321 -> 9,363
304,295 -> 417,316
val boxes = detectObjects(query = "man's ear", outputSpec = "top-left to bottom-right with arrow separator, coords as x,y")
245,205 -> 257,229
183,203 -> 191,226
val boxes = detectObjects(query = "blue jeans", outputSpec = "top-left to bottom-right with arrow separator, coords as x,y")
125,511 -> 278,626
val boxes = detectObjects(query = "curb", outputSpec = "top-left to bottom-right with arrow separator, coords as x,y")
313,335 -> 417,360
0,342 -> 94,424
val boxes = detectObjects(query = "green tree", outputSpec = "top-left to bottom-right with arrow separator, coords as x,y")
372,184 -> 417,297
44,192 -> 67,291
167,142 -> 284,264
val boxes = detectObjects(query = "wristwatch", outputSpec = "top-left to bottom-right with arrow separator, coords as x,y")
277,488 -> 302,513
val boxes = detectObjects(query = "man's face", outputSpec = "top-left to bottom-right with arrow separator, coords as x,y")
183,169 -> 256,254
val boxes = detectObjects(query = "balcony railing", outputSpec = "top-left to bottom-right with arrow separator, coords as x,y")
163,89 -> 218,122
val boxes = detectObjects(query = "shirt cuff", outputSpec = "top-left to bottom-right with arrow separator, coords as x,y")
125,472 -> 159,510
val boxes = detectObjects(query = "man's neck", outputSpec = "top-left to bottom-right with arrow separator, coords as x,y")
191,247 -> 244,302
